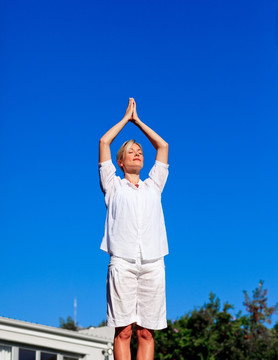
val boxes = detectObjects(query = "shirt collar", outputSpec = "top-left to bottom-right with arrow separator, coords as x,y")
122,178 -> 143,189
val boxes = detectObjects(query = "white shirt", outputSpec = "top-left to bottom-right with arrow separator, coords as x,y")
99,159 -> 169,260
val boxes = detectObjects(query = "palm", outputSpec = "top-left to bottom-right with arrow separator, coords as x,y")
125,98 -> 134,120
132,101 -> 140,121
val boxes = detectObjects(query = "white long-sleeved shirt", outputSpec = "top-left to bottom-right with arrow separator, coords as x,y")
99,159 -> 169,260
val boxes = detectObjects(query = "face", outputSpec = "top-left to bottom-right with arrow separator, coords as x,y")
118,143 -> 144,173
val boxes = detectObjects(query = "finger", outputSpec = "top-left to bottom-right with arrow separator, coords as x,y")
126,98 -> 132,111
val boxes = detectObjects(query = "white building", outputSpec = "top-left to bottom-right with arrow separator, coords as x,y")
0,317 -> 114,360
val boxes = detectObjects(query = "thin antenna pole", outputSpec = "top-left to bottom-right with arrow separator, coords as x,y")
74,298 -> 77,326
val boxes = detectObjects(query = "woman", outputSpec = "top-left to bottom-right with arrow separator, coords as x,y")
99,98 -> 169,360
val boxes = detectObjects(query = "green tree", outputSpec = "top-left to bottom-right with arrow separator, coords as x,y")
59,316 -> 78,331
243,280 -> 278,359
98,319 -> 106,327
152,282 -> 278,359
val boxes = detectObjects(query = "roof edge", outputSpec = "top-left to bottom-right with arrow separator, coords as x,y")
0,316 -> 112,344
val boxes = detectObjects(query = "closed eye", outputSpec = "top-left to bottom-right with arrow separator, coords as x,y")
128,151 -> 142,155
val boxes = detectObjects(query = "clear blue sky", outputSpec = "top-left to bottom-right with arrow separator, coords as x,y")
1,0 -> 278,328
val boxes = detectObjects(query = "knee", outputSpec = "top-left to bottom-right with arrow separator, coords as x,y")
137,327 -> 154,343
115,325 -> 133,342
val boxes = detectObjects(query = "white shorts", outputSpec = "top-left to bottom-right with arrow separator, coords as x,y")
106,252 -> 167,330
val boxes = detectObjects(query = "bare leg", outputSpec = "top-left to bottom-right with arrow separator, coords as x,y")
136,326 -> 154,360
113,324 -> 133,360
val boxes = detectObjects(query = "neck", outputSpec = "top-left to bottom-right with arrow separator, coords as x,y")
124,172 -> 140,185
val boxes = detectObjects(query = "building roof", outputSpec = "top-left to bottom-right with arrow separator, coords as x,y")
78,327 -> 114,341
0,316 -> 114,345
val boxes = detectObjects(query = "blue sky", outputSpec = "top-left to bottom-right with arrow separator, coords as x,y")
1,0 -> 278,328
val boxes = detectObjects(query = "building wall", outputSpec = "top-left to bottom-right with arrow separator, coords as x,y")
0,318 -> 113,360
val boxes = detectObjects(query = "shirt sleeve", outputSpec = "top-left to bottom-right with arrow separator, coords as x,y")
98,159 -> 117,194
147,160 -> 169,193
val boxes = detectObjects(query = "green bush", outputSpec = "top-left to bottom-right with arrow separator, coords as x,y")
149,281 -> 278,360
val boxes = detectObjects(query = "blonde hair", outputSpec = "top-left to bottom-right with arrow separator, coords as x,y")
117,139 -> 143,172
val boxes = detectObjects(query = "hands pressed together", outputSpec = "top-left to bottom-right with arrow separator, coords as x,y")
99,97 -> 168,164
124,98 -> 140,122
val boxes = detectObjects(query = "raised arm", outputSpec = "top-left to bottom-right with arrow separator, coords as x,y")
99,99 -> 133,163
132,100 -> 168,164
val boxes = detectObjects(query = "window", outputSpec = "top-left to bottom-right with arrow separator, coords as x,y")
41,353 -> 56,360
0,346 -> 12,360
19,349 -> 35,360
2,346 -> 80,360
